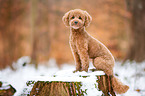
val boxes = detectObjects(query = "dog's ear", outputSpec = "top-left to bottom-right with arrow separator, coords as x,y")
62,10 -> 72,27
84,11 -> 92,27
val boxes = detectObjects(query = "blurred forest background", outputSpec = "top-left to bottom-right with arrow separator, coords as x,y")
0,0 -> 145,69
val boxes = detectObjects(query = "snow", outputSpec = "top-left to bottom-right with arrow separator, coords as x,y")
0,85 -> 10,90
29,70 -> 104,82
28,74 -> 103,96
0,56 -> 145,96
81,76 -> 102,96
27,70 -> 104,96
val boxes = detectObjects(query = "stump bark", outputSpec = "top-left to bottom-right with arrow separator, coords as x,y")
97,75 -> 116,96
29,75 -> 116,96
30,81 -> 83,96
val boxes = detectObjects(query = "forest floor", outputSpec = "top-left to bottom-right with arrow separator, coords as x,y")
0,56 -> 145,96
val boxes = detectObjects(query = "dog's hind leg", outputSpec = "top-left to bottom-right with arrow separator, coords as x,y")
93,56 -> 114,76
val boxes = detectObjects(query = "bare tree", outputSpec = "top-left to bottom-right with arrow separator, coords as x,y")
0,0 -> 50,69
31,0 -> 50,68
0,0 -> 25,69
124,0 -> 145,62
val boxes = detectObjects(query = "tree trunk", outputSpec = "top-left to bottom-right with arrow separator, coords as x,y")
29,75 -> 116,96
0,0 -> 25,69
31,0 -> 39,68
124,0 -> 145,62
31,0 -> 50,68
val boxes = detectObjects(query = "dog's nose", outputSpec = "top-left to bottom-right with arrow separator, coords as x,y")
74,21 -> 78,24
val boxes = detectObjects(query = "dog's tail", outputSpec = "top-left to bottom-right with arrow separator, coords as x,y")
112,76 -> 129,94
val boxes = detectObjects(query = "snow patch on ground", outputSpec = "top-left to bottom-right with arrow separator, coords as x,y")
0,57 -> 145,96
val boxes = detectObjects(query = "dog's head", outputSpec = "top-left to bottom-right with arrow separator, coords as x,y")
62,9 -> 92,29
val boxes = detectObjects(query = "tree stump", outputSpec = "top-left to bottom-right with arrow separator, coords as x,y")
0,81 -> 16,96
26,70 -> 116,96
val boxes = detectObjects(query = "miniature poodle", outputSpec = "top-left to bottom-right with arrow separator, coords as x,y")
62,9 -> 129,94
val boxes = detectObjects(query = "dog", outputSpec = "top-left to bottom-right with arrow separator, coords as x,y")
62,9 -> 129,94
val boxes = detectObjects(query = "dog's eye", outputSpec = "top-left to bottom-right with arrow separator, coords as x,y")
79,17 -> 82,19
71,16 -> 75,19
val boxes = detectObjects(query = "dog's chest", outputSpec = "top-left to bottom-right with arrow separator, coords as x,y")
69,34 -> 85,53
69,34 -> 84,45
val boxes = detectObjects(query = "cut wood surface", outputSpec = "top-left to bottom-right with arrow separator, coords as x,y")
28,70 -> 116,96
